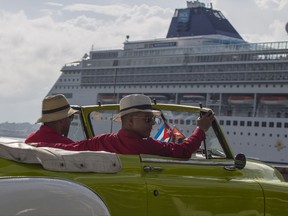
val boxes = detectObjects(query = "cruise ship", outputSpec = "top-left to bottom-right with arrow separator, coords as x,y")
47,1 -> 288,164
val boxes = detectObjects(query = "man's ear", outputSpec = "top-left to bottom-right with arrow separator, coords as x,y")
123,115 -> 134,128
58,118 -> 67,125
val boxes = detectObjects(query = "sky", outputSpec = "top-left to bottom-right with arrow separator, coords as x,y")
0,0 -> 287,124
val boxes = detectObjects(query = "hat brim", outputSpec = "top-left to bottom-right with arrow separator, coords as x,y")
113,109 -> 160,122
36,108 -> 79,123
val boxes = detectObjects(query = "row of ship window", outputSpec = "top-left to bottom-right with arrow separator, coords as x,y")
79,73 -> 287,84
54,83 -> 286,91
166,119 -> 288,129
121,41 -> 288,58
219,120 -> 288,128
77,62 -> 288,76
83,54 -> 288,68
58,75 -> 286,84
226,131 -> 287,139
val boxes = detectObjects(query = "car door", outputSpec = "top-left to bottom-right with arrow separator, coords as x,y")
83,105 -> 265,215
141,155 -> 264,216
139,107 -> 265,215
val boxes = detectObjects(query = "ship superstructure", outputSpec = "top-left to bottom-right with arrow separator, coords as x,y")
48,1 -> 288,164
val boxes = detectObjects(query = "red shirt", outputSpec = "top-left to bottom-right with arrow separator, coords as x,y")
36,127 -> 205,158
25,125 -> 74,144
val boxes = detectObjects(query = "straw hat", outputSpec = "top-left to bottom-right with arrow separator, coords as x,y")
114,94 -> 160,122
36,94 -> 79,123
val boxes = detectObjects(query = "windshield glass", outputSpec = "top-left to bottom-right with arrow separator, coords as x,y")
89,108 -> 226,159
67,113 -> 87,141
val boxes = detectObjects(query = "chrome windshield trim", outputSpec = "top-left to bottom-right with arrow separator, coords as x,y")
141,157 -> 234,166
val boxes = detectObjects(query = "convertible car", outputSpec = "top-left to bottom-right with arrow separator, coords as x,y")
0,103 -> 288,216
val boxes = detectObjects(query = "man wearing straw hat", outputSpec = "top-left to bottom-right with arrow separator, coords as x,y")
25,94 -> 79,144
35,94 -> 214,159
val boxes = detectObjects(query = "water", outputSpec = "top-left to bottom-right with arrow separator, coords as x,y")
0,136 -> 25,142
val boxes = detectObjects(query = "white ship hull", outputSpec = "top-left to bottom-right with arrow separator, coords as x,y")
47,1 -> 288,164
48,82 -> 288,164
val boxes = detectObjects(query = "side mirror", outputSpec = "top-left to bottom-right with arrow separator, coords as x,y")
234,153 -> 246,170
224,153 -> 246,171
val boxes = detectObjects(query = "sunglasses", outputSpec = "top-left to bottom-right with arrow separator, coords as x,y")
69,114 -> 74,121
132,115 -> 160,124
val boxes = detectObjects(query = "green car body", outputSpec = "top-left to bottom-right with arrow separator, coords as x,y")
0,104 -> 287,216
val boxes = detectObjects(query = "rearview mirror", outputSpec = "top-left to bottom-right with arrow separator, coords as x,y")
224,153 -> 246,171
234,153 -> 246,170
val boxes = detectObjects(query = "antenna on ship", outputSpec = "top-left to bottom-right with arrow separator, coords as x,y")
153,98 -> 157,105
126,35 -> 130,42
110,60 -> 119,133
82,53 -> 89,60
286,22 -> 288,34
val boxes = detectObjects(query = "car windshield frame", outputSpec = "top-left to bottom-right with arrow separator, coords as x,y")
73,104 -> 234,160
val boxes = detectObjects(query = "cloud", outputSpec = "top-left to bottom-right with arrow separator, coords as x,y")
62,4 -> 171,41
0,1 -> 287,123
212,0 -> 288,42
44,2 -> 64,7
0,3 -> 172,123
0,11 -> 90,122
255,0 -> 288,10
63,3 -> 131,17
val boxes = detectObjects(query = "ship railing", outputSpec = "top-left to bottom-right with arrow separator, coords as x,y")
61,61 -> 82,70
122,41 -> 288,58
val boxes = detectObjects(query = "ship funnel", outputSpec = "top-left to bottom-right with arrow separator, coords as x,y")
166,1 -> 243,39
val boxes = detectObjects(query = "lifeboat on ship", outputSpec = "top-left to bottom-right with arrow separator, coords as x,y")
260,96 -> 288,105
228,96 -> 253,105
146,94 -> 169,103
180,95 -> 206,106
98,94 -> 117,104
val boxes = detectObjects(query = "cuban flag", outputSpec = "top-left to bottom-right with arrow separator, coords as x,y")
154,122 -> 172,142
172,127 -> 186,144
